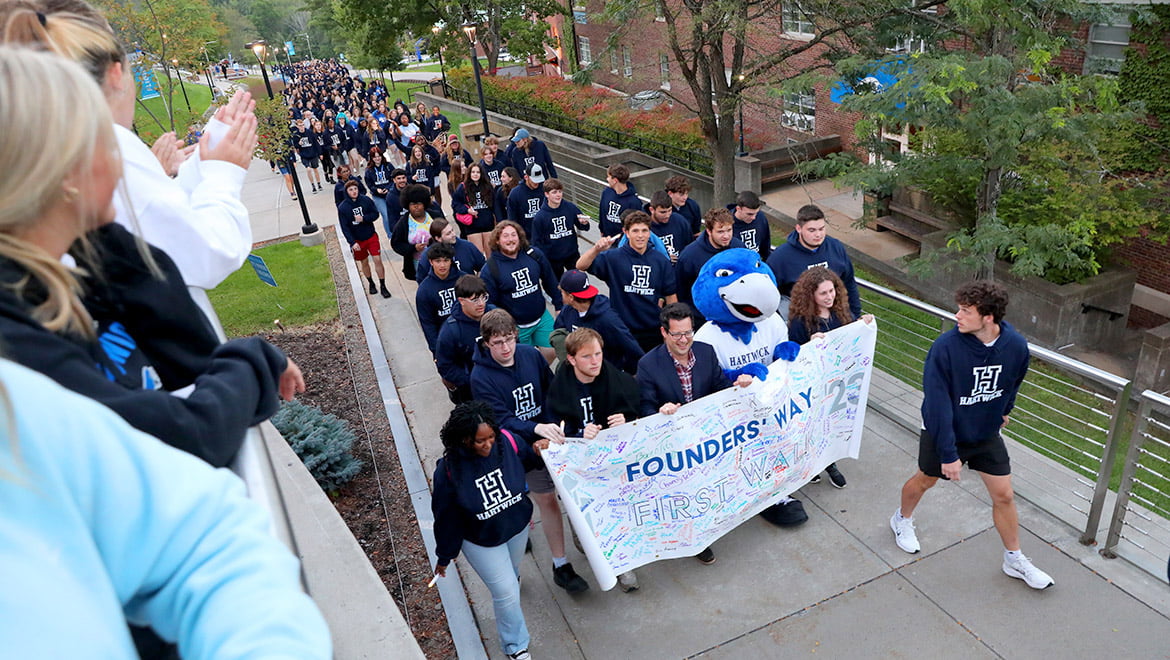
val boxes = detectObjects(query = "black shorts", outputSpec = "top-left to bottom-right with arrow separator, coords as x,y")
303,155 -> 321,169
918,429 -> 1011,478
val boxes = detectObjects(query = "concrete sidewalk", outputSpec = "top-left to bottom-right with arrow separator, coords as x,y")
239,161 -> 1170,659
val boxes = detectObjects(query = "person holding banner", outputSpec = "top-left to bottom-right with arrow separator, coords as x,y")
470,310 -> 589,595
546,328 -> 641,591
432,401 -> 545,660
636,303 -> 752,565
787,267 -> 875,488
891,281 -> 1054,590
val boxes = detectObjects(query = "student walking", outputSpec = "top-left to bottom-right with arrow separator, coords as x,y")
890,281 -> 1053,590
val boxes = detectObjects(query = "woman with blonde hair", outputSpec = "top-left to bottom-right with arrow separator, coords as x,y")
1,0 -> 255,291
0,40 -> 301,468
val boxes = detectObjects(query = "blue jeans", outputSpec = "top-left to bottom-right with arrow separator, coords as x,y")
461,527 -> 530,655
371,196 -> 389,234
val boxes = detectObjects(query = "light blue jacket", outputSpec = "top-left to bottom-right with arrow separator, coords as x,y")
0,360 -> 331,659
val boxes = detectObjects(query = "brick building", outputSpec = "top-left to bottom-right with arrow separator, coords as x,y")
569,1 -> 864,154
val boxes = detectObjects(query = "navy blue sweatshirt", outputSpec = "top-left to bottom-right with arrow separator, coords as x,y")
407,158 -> 439,187
440,149 -> 472,174
436,303 -> 495,389
506,182 -> 545,239
645,206 -> 694,263
292,127 -> 318,159
531,200 -> 587,262
599,183 -> 642,238
675,232 -> 746,307
416,238 -> 487,283
724,204 -> 772,260
416,269 -> 460,353
470,343 -> 555,443
921,322 -> 1030,464
585,243 -> 677,333
766,231 -> 862,318
432,433 -> 541,565
481,247 -> 561,325
451,182 -> 501,233
364,163 -> 393,198
675,197 -> 703,235
553,294 -> 645,374
504,138 -> 558,179
337,195 -> 379,244
333,176 -> 367,206
787,311 -> 845,346
480,158 -> 506,188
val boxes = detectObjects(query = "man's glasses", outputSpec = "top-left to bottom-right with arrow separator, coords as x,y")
666,330 -> 694,339
459,294 -> 489,304
487,335 -> 517,349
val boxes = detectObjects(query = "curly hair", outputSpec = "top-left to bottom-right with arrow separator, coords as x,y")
488,220 -> 529,255
440,401 -> 498,461
955,280 -> 1009,323
788,267 -> 853,336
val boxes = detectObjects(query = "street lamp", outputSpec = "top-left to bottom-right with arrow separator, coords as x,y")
172,58 -> 191,111
298,32 -> 314,60
736,74 -> 747,157
432,25 -> 446,86
462,21 -> 490,138
246,40 -> 317,235
202,40 -> 218,99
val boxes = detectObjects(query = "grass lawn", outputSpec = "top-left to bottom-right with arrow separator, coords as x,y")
134,73 -> 214,144
208,240 -> 338,337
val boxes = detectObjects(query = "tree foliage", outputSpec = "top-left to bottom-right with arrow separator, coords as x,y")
835,0 -> 1165,283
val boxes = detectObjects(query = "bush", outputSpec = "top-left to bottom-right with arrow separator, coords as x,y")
271,401 -> 363,493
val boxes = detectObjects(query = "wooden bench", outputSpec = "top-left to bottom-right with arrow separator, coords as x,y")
874,203 -> 953,244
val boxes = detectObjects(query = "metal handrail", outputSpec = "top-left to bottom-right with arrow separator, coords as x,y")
1101,390 -> 1170,578
854,276 -> 1133,544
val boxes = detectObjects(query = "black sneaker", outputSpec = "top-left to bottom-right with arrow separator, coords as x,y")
507,650 -> 531,660
826,463 -> 847,489
696,547 -> 716,564
525,538 -> 533,553
380,284 -> 392,298
552,563 -> 589,594
368,281 -> 377,295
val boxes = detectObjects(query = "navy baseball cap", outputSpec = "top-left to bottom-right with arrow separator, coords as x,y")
560,270 -> 598,299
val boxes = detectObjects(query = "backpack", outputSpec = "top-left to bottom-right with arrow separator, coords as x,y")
444,429 -> 519,480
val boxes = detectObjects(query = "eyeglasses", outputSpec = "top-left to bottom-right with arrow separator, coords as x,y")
666,329 -> 694,339
459,294 -> 489,304
487,335 -> 517,349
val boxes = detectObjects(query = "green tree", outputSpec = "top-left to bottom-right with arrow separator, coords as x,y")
836,0 -> 1162,282
597,0 -> 912,205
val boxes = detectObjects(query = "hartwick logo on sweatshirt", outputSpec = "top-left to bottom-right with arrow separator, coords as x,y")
960,365 -> 1003,405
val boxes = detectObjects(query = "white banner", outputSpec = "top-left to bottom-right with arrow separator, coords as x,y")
542,320 -> 877,590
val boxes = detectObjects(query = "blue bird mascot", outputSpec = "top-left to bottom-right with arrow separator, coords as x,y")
691,248 -> 808,527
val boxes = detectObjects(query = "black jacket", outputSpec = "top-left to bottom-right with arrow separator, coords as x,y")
546,360 -> 640,437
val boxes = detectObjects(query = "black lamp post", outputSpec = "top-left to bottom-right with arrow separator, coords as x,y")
172,58 -> 191,111
432,25 -> 446,86
462,21 -> 490,138
736,74 -> 747,157
248,40 -> 317,235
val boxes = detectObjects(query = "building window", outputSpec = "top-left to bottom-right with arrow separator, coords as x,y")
1086,16 -> 1131,75
579,36 -> 592,65
655,2 -> 665,22
659,53 -> 670,88
782,2 -> 815,38
610,49 -> 618,74
623,46 -> 632,78
782,91 -> 815,133
886,35 -> 926,54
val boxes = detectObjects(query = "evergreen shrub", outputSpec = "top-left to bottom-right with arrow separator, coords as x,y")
272,401 -> 363,493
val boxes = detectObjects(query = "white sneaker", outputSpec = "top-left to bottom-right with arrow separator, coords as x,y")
507,649 -> 531,660
1003,552 -> 1054,589
890,511 -> 920,554
618,570 -> 639,593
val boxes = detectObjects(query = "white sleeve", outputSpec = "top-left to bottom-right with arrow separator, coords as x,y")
114,125 -> 251,290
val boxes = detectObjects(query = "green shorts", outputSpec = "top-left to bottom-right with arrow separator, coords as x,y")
517,309 -> 554,348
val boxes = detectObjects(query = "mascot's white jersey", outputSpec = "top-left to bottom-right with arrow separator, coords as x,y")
695,313 -> 789,371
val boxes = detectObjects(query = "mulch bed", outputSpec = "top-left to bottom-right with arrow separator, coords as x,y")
260,232 -> 455,658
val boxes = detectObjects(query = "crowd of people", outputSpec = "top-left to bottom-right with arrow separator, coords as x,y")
281,61 -> 1056,660
0,11 -> 1063,657
0,1 -> 331,658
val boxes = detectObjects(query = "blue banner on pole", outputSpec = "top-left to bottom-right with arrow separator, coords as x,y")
247,254 -> 278,287
285,40 -> 295,56
134,63 -> 161,100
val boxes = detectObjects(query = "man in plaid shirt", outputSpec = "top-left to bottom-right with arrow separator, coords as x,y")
635,303 -> 752,565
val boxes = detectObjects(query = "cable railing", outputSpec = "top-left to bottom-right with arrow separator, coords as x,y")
852,278 -> 1134,544
443,82 -> 714,175
1102,390 -> 1170,579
